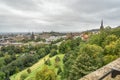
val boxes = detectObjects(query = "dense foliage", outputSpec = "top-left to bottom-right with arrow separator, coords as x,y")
0,43 -> 58,79
61,27 -> 120,80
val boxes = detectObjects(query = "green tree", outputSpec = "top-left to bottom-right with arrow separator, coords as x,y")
103,55 -> 118,65
55,56 -> 60,63
89,31 -> 107,47
110,27 -> 120,37
0,71 -> 5,80
49,49 -> 58,57
69,44 -> 103,80
4,54 -> 12,64
104,38 -> 120,56
54,56 -> 61,68
103,34 -> 117,46
51,45 -> 58,50
44,58 -> 51,66
38,48 -> 46,58
20,73 -> 28,80
27,68 -> 31,74
59,40 -> 71,53
57,67 -> 62,75
35,66 -> 56,80
0,51 -> 4,57
62,50 -> 78,79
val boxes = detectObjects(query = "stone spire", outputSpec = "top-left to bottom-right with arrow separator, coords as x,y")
100,20 -> 104,30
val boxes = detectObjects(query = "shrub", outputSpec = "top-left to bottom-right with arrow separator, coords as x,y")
57,67 -> 62,75
35,66 -> 56,80
44,58 -> 51,66
27,68 -> 31,74
54,62 -> 60,68
0,71 -> 5,80
55,56 -> 60,63
20,73 -> 28,80
49,49 -> 58,57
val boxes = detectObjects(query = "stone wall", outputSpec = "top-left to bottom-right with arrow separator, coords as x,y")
80,58 -> 120,80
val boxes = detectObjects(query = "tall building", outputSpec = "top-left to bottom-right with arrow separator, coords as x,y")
100,20 -> 104,30
31,32 -> 35,40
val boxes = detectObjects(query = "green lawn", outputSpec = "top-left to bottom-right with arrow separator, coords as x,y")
10,54 -> 64,80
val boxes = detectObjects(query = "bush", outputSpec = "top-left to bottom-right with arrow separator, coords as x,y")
55,56 -> 60,63
0,52 -> 4,57
20,73 -> 28,80
27,68 -> 31,74
44,58 -> 51,66
49,49 -> 58,57
0,71 -> 5,80
35,66 -> 56,80
54,62 -> 60,68
57,67 -> 62,75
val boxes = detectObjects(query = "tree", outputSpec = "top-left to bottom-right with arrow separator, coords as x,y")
104,42 -> 117,55
55,56 -> 60,63
0,58 -> 5,68
38,48 -> 46,58
62,50 -> 79,79
51,45 -> 58,50
20,73 -> 28,80
75,37 -> 82,46
103,55 -> 118,65
104,38 -> 120,56
35,66 -> 56,80
105,26 -> 111,30
0,51 -> 4,57
115,38 -> 120,53
54,56 -> 61,68
103,34 -> 117,46
45,46 -> 50,54
57,67 -> 62,75
110,27 -> 120,37
4,54 -> 12,64
0,71 -> 5,80
44,58 -> 51,66
89,31 -> 108,47
59,40 -> 71,53
68,44 -> 104,80
27,68 -> 31,74
63,51 -> 73,63
49,49 -> 58,57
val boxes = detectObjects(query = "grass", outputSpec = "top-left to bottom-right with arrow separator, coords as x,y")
10,55 -> 49,80
10,54 -> 64,80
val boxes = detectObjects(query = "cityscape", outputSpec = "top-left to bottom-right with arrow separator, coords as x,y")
0,0 -> 120,80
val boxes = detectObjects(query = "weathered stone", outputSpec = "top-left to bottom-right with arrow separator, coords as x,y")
80,58 -> 120,80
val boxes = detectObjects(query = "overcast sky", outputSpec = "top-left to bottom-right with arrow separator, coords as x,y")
0,0 -> 120,32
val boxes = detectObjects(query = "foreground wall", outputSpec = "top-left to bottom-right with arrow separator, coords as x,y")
80,58 -> 120,80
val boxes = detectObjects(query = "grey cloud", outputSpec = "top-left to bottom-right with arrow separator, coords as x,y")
1,0 -> 37,11
0,0 -> 120,32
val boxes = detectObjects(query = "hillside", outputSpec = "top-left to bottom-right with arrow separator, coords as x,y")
10,54 -> 64,80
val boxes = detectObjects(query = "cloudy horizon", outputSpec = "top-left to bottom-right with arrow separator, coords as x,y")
0,0 -> 120,32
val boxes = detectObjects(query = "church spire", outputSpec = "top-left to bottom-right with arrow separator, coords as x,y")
100,20 -> 104,30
